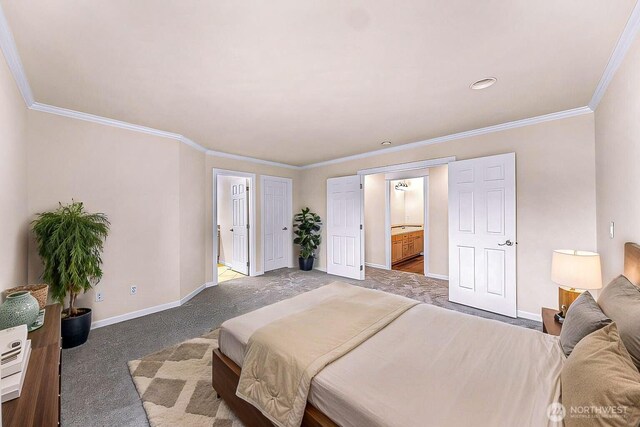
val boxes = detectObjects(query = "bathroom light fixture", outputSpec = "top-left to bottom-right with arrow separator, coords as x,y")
381,141 -> 392,146
395,181 -> 409,191
470,77 -> 497,90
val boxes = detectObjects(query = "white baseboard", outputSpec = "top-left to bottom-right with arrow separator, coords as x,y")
315,266 -> 327,272
179,283 -> 207,305
91,281 -> 212,329
517,310 -> 542,322
91,300 -> 181,330
255,270 -> 264,276
426,273 -> 449,281
365,262 -> 388,270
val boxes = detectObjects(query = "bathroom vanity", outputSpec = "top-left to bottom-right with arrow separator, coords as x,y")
391,225 -> 424,265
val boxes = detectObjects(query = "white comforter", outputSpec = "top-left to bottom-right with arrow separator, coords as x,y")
220,285 -> 565,427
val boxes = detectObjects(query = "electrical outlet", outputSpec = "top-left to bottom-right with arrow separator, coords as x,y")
130,285 -> 137,296
96,291 -> 104,302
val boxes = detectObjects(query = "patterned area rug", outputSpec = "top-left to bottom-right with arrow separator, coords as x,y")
128,329 -> 243,427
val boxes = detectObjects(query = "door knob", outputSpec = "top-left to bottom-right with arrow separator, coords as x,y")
283,227 -> 288,231
498,240 -> 514,247
230,228 -> 234,232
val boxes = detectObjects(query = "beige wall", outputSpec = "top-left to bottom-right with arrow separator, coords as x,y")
403,178 -> 424,225
364,174 -> 386,266
301,114 -> 597,315
389,181 -> 405,226
205,157 -> 302,283
179,144 -> 206,299
24,107 -> 304,321
427,165 -> 448,277
390,178 -> 426,226
0,53 -> 28,292
27,110 -> 183,321
2,35 -> 614,323
595,33 -> 640,284
17,95 -> 598,320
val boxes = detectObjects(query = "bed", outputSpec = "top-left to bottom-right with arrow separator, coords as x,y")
212,243 -> 640,427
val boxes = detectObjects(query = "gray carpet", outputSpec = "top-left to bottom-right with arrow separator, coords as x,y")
61,267 -> 540,427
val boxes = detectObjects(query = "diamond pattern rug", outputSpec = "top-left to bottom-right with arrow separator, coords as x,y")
128,329 -> 244,427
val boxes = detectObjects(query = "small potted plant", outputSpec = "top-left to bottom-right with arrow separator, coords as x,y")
32,201 -> 110,348
293,207 -> 322,271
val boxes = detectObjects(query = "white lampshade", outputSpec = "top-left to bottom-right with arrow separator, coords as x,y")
551,250 -> 602,290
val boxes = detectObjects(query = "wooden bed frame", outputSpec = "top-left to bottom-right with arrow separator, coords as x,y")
212,242 -> 640,426
212,348 -> 337,427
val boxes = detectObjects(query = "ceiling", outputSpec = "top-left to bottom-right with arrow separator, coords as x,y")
1,1 -> 635,166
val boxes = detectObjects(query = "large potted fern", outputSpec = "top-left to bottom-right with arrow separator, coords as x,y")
32,201 -> 110,348
293,207 -> 322,271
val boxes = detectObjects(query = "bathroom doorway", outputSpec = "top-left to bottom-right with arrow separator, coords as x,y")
390,177 -> 425,274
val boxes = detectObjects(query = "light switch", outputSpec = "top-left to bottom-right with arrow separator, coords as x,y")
609,221 -> 615,239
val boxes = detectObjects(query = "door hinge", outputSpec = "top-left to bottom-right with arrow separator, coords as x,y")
246,224 -> 250,229
247,261 -> 250,267
360,183 -> 363,189
360,224 -> 363,230
246,186 -> 249,192
360,265 -> 363,271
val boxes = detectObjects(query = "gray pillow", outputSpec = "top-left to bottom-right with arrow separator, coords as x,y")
560,291 -> 611,357
598,274 -> 640,369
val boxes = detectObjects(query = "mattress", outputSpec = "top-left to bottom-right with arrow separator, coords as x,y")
219,285 -> 565,427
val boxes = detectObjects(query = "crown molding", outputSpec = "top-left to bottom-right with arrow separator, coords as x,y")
589,0 -> 640,110
0,4 -> 33,106
30,101 -> 196,144
205,148 -> 301,170
357,156 -> 455,176
178,136 -> 209,153
29,103 -> 304,166
301,106 -> 593,169
27,101 -> 592,171
0,1 -> 633,169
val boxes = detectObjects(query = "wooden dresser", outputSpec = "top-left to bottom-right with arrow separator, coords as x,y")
391,229 -> 424,264
2,304 -> 62,426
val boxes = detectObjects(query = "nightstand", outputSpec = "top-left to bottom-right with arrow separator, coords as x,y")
541,307 -> 563,336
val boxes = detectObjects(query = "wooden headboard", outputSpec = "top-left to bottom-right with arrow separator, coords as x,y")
624,242 -> 640,287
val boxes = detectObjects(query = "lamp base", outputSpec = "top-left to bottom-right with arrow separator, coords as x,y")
558,287 -> 582,315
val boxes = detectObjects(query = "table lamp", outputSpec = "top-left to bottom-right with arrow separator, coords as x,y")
551,249 -> 602,319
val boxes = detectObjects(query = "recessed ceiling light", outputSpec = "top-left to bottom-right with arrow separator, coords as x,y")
470,77 -> 497,90
381,141 -> 392,146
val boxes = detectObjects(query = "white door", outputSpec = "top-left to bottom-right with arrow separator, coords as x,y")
231,180 -> 249,275
263,177 -> 291,272
448,153 -> 516,317
327,175 -> 364,280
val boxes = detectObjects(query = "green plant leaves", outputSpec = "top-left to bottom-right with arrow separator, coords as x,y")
293,207 -> 322,260
32,201 -> 109,314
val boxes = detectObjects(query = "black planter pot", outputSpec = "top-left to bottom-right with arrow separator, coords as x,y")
299,256 -> 315,271
61,308 -> 92,349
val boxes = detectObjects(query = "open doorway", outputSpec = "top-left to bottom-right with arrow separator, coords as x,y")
390,177 -> 425,274
213,169 -> 256,284
363,164 -> 449,281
